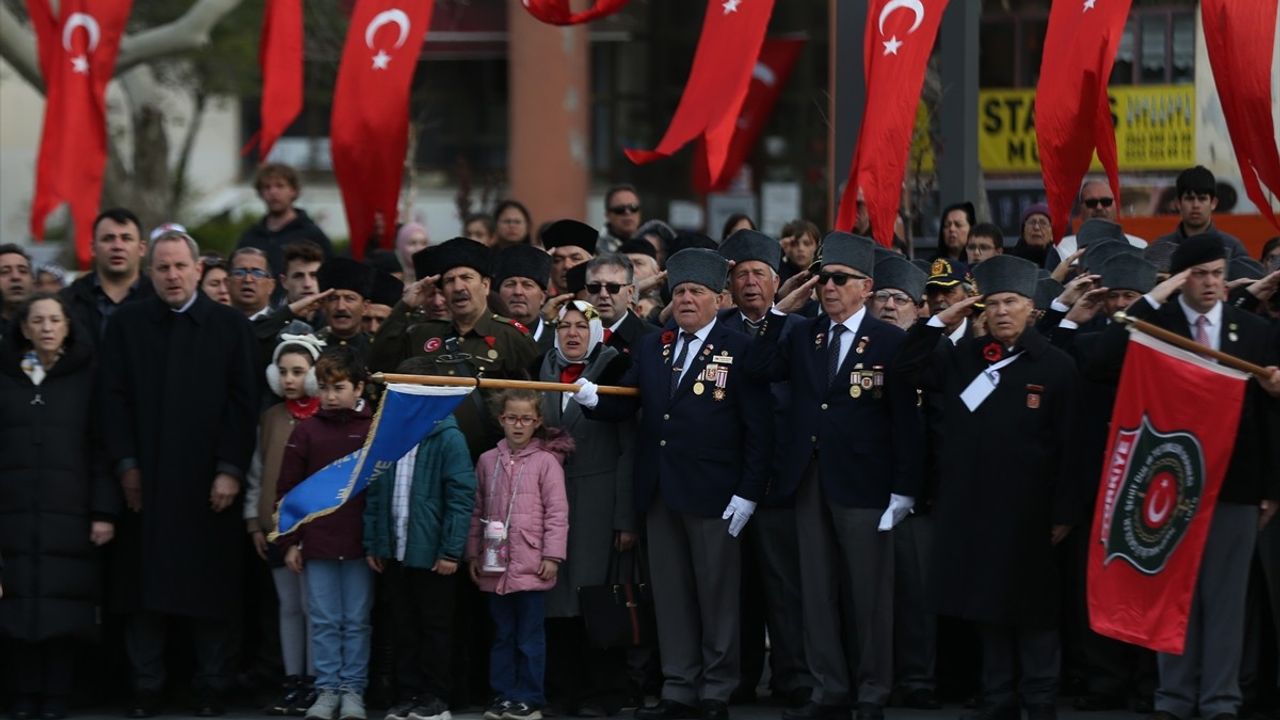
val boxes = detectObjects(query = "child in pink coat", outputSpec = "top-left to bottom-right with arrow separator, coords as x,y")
467,390 -> 571,720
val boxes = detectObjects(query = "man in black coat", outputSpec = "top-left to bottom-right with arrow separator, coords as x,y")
99,231 -> 258,717
236,163 -> 333,277
61,208 -> 154,347
583,253 -> 658,359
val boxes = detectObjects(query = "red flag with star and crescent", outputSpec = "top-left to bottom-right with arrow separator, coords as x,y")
330,0 -> 434,259
521,0 -> 628,25
1035,0 -> 1131,240
1200,0 -> 1280,232
27,0 -> 132,269
625,0 -> 775,187
835,0 -> 948,247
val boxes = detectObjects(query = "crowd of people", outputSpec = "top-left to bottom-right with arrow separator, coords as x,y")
1,161 -> 1279,720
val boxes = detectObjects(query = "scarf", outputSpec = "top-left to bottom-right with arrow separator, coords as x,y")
553,300 -> 605,367
286,396 -> 321,421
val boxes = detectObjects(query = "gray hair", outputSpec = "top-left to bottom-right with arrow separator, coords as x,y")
585,252 -> 635,284
230,246 -> 269,268
146,231 -> 200,266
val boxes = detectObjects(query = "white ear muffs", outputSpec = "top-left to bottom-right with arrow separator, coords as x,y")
265,364 -> 283,397
303,368 -> 319,397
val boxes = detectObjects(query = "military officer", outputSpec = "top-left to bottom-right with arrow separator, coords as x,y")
572,248 -> 772,720
315,257 -> 380,362
494,243 -> 555,353
895,254 -> 1080,720
747,233 -> 920,720
543,219 -> 599,296
868,254 -> 927,332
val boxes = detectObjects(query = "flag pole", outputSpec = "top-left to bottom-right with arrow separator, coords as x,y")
370,372 -> 642,397
1111,311 -> 1271,379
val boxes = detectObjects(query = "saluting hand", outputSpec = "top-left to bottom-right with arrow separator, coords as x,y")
1065,287 -> 1110,325
1051,248 -> 1086,284
1057,273 -> 1101,308
934,293 -> 984,327
541,294 -> 575,323
1147,269 -> 1191,306
1246,270 -> 1280,302
777,275 -> 820,314
287,288 -> 335,318
635,271 -> 668,296
402,275 -> 441,309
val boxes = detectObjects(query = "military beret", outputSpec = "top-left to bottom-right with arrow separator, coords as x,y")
719,229 -> 782,273
496,244 -> 553,290
667,248 -> 729,293
541,219 -> 599,255
973,254 -> 1039,299
819,232 -> 876,277
415,237 -> 491,279
1082,240 -> 1141,273
318,257 -> 373,297
1034,277 -> 1064,310
925,257 -> 971,288
367,270 -> 404,307
1229,256 -> 1266,282
1076,218 -> 1126,248
1169,233 -> 1227,274
1100,254 -> 1158,294
875,255 -> 927,303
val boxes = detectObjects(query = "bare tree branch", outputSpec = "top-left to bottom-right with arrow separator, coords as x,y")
116,0 -> 245,75
0,1 -> 42,90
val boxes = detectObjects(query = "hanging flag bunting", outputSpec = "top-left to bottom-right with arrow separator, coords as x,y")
693,36 -> 806,194
834,0 -> 948,247
522,0 -> 629,25
1035,0 -> 1132,240
625,0 -> 776,184
1201,0 -> 1280,231
248,0 -> 304,161
330,0 -> 434,259
26,0 -> 133,269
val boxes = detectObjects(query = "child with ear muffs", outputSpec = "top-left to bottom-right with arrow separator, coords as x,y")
244,332 -> 327,716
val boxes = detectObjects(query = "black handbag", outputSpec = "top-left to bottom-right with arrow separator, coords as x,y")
578,544 -> 654,649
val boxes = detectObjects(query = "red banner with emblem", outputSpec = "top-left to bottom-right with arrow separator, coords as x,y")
1087,330 -> 1246,654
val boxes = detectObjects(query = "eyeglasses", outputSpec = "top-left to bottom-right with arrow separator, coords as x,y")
1083,197 -> 1115,209
873,290 -> 914,306
500,414 -> 538,427
817,271 -> 868,286
608,204 -> 640,215
585,282 -> 629,295
230,267 -> 271,280
1024,217 -> 1051,228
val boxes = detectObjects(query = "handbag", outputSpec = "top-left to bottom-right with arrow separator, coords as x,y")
578,543 -> 654,649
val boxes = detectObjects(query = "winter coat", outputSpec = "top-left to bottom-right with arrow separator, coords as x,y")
237,208 -> 333,277
60,272 -> 154,349
364,416 -> 477,568
466,436 -> 571,595
245,402 -> 307,535
0,328 -> 116,641
276,404 -> 374,561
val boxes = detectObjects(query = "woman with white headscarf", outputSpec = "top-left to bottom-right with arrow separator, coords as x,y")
534,300 -> 637,716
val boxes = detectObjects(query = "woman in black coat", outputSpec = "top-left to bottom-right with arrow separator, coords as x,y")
0,293 -> 117,719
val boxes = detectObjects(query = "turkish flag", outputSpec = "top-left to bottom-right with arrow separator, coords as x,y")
522,0 -> 628,25
693,36 -> 805,194
330,0 -> 433,258
253,0 -> 304,160
1087,331 -> 1246,654
625,0 -> 775,184
1201,0 -> 1280,231
1035,0 -> 1131,240
834,0 -> 948,247
27,0 -> 132,269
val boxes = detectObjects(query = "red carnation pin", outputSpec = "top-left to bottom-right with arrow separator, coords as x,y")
661,331 -> 676,345
424,338 -> 442,353
982,342 -> 1003,363
484,336 -> 497,348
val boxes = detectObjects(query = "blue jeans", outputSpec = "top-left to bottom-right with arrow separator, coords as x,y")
305,559 -> 373,694
488,591 -> 546,705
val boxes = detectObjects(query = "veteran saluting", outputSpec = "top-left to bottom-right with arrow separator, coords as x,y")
572,248 -> 772,720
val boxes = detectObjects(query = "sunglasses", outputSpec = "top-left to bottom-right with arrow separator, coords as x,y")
608,204 -> 640,215
1083,197 -> 1115,209
230,267 -> 272,279
585,282 -> 629,295
818,271 -> 868,286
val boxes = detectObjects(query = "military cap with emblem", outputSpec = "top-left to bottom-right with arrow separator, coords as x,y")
925,257 -> 972,289
1143,241 -> 1178,273
875,254 -> 927,303
1228,256 -> 1266,282
1075,218 -> 1126,248
541,219 -> 599,255
319,257 -> 374,297
819,232 -> 876,277
1100,254 -> 1158,294
1169,233 -> 1227,274
666,248 -> 729,292
719,229 -> 782,273
1033,277 -> 1064,311
972,254 -> 1039,299
496,244 -> 553,290
1081,239 -> 1140,272
368,270 -> 404,307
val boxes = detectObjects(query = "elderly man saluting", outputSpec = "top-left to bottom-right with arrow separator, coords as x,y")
572,248 -> 772,720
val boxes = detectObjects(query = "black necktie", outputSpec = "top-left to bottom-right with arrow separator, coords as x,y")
670,331 -> 697,397
827,324 -> 846,386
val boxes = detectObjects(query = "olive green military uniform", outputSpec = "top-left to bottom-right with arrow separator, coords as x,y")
316,327 -> 372,362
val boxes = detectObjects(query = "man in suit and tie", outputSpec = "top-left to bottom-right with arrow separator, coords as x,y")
583,253 -> 658,358
748,233 -> 922,720
573,248 -> 772,720
1089,234 -> 1279,720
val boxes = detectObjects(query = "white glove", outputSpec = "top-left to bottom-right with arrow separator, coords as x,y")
572,378 -> 599,409
722,495 -> 757,537
877,493 -> 915,532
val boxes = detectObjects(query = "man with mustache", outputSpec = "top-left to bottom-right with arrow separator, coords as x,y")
495,243 -> 554,353
0,244 -> 34,332
60,208 -> 153,346
228,248 -> 276,320
315,258 -> 378,364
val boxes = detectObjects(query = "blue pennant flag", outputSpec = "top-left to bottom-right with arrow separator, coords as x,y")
271,384 -> 473,540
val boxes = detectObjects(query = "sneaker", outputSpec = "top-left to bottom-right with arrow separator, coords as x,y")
387,700 -> 418,720
340,693 -> 367,720
306,691 -> 342,720
271,677 -> 305,716
486,700 -> 513,720
408,697 -> 451,720
292,682 -> 320,717
503,702 -> 543,720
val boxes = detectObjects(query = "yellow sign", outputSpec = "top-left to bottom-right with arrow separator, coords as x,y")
977,84 -> 1195,173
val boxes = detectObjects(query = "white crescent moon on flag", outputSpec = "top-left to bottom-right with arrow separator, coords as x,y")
364,9 -> 411,49
877,0 -> 924,36
62,12 -> 101,52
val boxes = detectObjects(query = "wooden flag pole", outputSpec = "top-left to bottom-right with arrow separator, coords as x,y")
1112,311 -> 1271,379
370,372 -> 642,397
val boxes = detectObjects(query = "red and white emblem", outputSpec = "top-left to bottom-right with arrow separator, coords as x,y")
424,337 -> 442,353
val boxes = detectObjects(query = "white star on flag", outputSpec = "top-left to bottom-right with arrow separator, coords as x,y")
882,36 -> 903,55
1083,0 -> 1096,10
70,54 -> 89,74
722,0 -> 741,14
371,50 -> 391,70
